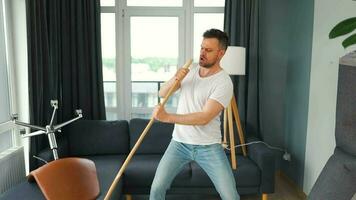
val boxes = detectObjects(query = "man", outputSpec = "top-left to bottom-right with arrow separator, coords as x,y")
150,29 -> 239,200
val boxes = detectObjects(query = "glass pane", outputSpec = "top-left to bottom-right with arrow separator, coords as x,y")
127,0 -> 182,7
106,112 -> 118,120
0,5 -> 10,123
194,13 -> 224,62
130,17 -> 178,82
101,13 -> 116,109
132,82 -> 158,108
101,13 -> 116,82
104,81 -> 117,107
159,82 -> 179,109
0,130 -> 12,153
194,0 -> 225,7
131,112 -> 151,119
0,65 -> 10,123
100,0 -> 115,6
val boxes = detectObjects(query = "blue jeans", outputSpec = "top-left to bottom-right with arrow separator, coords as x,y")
149,140 -> 240,200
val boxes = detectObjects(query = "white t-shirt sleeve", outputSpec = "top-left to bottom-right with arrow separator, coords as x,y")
209,75 -> 233,108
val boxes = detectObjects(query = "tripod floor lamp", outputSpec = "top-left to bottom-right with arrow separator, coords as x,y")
220,46 -> 247,170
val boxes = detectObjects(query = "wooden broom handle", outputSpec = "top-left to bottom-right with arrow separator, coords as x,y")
104,59 -> 193,200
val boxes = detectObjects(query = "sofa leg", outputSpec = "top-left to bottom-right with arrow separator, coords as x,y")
126,194 -> 133,200
262,193 -> 268,200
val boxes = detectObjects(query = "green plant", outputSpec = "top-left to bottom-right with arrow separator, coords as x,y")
329,17 -> 356,48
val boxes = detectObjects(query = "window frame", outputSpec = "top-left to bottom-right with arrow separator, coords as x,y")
124,8 -> 185,119
0,0 -> 19,151
101,0 -> 224,120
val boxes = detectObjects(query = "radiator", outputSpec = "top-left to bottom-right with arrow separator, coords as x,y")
0,146 -> 25,194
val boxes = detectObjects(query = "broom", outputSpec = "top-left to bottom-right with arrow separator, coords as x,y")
104,59 -> 193,200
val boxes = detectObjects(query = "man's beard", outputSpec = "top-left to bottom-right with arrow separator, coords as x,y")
199,57 -> 216,68
200,62 -> 214,68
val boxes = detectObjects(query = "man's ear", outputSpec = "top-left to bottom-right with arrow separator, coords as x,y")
218,49 -> 226,60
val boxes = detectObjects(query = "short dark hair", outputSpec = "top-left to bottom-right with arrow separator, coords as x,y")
203,29 -> 229,50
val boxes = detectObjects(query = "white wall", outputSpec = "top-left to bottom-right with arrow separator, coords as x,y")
304,0 -> 356,194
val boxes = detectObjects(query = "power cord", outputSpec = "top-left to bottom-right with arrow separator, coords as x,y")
222,141 -> 291,161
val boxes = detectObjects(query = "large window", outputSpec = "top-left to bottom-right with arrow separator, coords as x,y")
101,0 -> 225,120
130,16 -> 179,118
0,0 -> 15,153
127,0 -> 182,7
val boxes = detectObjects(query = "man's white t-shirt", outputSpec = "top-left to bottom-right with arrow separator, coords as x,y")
172,65 -> 233,145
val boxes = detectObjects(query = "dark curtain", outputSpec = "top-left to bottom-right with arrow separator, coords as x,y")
27,0 -> 106,170
224,0 -> 260,137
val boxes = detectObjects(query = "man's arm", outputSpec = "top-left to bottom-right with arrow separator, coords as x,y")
159,68 -> 189,98
153,99 -> 225,125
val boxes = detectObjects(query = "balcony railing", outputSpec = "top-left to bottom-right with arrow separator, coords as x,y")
103,81 -> 179,119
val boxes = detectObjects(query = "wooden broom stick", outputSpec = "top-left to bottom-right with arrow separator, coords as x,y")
104,59 -> 193,200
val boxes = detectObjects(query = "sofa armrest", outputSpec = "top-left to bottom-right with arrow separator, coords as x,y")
247,137 -> 275,193
37,136 -> 69,167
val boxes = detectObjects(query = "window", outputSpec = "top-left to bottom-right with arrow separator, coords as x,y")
0,2 -> 10,124
130,16 -> 179,118
100,0 -> 225,120
194,0 -> 225,7
127,0 -> 182,7
193,13 -> 224,61
0,0 -> 15,153
101,13 -> 116,108
100,0 -> 115,6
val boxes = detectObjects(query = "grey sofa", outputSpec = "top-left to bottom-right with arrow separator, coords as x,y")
308,55 -> 356,200
1,118 -> 275,200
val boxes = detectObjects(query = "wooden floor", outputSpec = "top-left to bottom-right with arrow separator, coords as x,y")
129,173 -> 306,200
240,172 -> 306,200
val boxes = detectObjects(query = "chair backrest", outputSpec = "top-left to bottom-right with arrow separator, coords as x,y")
28,157 -> 100,200
335,56 -> 356,156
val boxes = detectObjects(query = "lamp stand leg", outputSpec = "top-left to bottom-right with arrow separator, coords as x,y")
231,95 -> 247,156
126,194 -> 132,200
262,193 -> 268,200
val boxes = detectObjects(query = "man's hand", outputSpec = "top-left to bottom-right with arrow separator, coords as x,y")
159,68 -> 189,98
152,104 -> 170,123
175,68 -> 189,81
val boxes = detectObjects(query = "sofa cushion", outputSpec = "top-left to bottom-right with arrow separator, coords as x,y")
66,120 -> 129,156
308,148 -> 356,200
129,119 -> 174,154
124,155 -> 191,188
84,155 -> 126,200
189,155 -> 260,187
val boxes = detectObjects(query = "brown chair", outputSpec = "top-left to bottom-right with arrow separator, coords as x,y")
28,157 -> 100,200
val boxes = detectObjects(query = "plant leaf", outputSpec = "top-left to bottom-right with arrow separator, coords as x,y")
342,33 -> 356,48
329,17 -> 356,39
